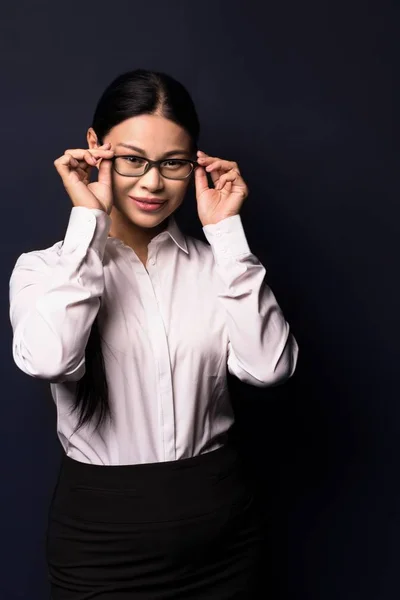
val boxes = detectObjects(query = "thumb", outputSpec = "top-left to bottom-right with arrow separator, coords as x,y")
194,165 -> 209,197
97,158 -> 113,187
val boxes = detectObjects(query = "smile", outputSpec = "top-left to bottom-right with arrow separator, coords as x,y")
129,197 -> 168,212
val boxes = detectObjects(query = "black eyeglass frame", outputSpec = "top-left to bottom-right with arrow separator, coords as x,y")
111,155 -> 200,180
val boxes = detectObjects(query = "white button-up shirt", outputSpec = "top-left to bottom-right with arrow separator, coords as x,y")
9,207 -> 299,465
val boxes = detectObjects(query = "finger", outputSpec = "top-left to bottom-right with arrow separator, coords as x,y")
215,169 -> 242,190
194,165 -> 209,196
197,150 -> 215,161
204,159 -> 240,174
220,181 -> 233,194
196,154 -> 216,166
215,171 -> 244,191
72,149 -> 113,172
208,168 -> 223,187
64,147 -> 114,164
89,143 -> 114,164
197,150 -> 238,168
77,166 -> 90,184
196,154 -> 227,186
54,154 -> 95,186
64,142 -> 111,155
64,152 -> 96,175
75,158 -> 94,171
69,156 -> 80,169
54,153 -> 80,176
54,155 -> 92,194
86,152 -> 99,166
98,157 -> 113,187
54,157 -> 90,188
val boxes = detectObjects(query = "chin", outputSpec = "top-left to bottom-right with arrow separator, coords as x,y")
122,206 -> 172,229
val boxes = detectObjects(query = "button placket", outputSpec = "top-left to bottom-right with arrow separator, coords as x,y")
144,248 -> 176,461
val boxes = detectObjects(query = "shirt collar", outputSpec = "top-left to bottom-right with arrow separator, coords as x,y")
149,214 -> 188,254
108,214 -> 188,255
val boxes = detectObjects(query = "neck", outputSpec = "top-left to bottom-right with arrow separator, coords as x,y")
108,207 -> 169,261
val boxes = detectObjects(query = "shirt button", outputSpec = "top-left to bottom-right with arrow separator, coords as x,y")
150,259 -> 156,266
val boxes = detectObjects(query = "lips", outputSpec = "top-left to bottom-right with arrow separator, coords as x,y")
129,196 -> 168,213
129,196 -> 166,205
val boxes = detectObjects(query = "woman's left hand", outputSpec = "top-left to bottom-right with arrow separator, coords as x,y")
194,150 -> 249,226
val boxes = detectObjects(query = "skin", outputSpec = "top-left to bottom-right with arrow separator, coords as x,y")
87,114 -> 193,264
54,112 -> 249,267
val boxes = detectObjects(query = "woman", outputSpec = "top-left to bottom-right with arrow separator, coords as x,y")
9,69 -> 299,599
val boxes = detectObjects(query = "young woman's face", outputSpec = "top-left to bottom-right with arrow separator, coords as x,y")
90,114 -> 194,230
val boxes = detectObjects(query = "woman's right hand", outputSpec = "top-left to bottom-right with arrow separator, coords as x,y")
54,143 -> 115,214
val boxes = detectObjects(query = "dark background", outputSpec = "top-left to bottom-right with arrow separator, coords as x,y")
1,1 -> 398,598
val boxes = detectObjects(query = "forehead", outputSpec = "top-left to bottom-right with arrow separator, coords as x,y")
107,114 -> 191,151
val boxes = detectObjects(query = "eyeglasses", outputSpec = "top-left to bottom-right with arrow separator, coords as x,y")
111,155 -> 199,180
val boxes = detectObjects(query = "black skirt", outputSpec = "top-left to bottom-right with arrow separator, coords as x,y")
46,444 -> 263,599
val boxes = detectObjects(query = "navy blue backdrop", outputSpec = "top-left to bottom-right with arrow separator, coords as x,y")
1,1 -> 398,598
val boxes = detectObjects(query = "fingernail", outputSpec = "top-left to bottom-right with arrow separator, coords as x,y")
103,143 -> 111,148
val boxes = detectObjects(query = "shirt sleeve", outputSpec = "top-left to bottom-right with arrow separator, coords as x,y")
202,214 -> 299,387
9,207 -> 111,382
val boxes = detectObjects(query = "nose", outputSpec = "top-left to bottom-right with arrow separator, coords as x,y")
139,164 -> 164,191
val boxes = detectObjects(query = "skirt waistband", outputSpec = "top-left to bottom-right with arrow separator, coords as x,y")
50,444 -> 250,523
60,443 -> 239,489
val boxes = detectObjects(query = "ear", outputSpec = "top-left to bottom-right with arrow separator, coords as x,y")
87,127 -> 100,149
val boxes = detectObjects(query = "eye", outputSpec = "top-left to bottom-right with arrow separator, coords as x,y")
123,156 -> 146,165
162,159 -> 187,169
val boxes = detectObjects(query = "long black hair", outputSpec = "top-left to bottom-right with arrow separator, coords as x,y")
69,69 -> 200,434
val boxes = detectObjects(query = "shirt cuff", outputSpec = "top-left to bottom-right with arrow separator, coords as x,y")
202,214 -> 251,262
62,207 -> 112,260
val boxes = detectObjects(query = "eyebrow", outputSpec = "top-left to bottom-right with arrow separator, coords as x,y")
116,143 -> 190,158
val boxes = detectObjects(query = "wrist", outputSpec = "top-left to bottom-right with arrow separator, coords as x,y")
201,213 -> 240,227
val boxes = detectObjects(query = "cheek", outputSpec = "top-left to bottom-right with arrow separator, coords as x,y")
111,176 -> 190,203
169,181 -> 190,202
112,176 -> 134,199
